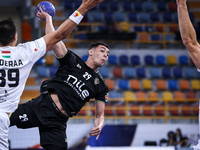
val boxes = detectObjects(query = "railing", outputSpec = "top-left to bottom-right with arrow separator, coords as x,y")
73,98 -> 198,124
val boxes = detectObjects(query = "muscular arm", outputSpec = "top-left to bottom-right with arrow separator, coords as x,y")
41,0 -> 104,52
89,101 -> 105,140
177,0 -> 200,68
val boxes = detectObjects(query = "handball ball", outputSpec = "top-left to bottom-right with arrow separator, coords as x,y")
37,1 -> 55,17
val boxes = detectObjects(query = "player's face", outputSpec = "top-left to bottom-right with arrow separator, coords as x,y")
93,45 -> 109,67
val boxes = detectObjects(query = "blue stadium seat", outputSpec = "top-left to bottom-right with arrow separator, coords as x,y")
75,0 -> 82,9
134,2 -> 143,11
150,34 -> 160,41
50,66 -> 58,76
138,12 -> 149,23
189,12 -> 194,23
168,79 -> 178,90
109,1 -> 119,11
119,55 -> 129,65
37,66 -> 49,77
124,67 -> 135,78
179,55 -> 189,65
144,1 -> 154,12
92,12 -> 103,22
162,67 -> 171,78
119,79 -> 129,90
64,0 -> 73,10
104,12 -> 113,22
134,24 -> 144,32
157,2 -> 167,11
35,57 -> 44,65
99,66 -> 109,78
165,35 -> 174,41
99,1 -> 108,10
163,12 -> 172,22
150,67 -> 160,78
98,25 -> 107,31
82,55 -> 88,62
173,12 -> 178,22
136,67 -> 146,78
123,1 -> 132,11
108,55 -> 117,65
144,55 -> 154,65
150,12 -> 159,22
78,34 -> 87,40
109,90 -> 120,98
196,70 -> 200,78
156,55 -> 165,65
128,12 -> 137,22
131,55 -> 140,65
184,67 -> 195,78
114,12 -> 124,22
173,67 -> 183,78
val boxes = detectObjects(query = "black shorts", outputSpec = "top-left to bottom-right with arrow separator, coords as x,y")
10,93 -> 69,149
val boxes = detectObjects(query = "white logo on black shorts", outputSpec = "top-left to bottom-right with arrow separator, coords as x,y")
19,114 -> 28,122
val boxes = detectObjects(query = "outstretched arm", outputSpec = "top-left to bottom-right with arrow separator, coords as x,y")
41,0 -> 104,52
176,0 -> 200,68
37,8 -> 67,58
89,101 -> 105,140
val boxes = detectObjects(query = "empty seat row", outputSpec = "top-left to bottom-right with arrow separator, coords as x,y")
109,90 -> 198,101
78,102 -> 198,116
99,66 -> 199,78
82,54 -> 193,66
88,11 -> 180,23
37,54 -> 193,66
64,1 -> 177,12
106,79 -> 200,91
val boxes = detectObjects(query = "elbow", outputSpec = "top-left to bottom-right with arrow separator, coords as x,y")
95,112 -> 104,119
182,38 -> 196,48
182,37 -> 191,46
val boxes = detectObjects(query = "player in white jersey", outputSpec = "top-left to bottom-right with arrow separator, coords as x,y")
0,0 -> 104,149
176,0 -> 200,149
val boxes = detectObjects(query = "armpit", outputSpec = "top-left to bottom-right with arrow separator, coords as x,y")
56,49 -> 68,59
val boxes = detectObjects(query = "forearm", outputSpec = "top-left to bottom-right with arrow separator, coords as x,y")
177,3 -> 197,46
94,113 -> 104,130
177,2 -> 200,68
54,4 -> 88,41
45,15 -> 54,34
45,13 -> 67,57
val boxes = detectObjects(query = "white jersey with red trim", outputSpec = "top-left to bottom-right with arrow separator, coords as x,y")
0,37 -> 46,113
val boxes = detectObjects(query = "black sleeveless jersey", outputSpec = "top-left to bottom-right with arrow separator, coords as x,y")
40,50 -> 109,117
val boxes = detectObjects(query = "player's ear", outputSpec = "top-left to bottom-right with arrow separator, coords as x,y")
14,34 -> 18,40
88,49 -> 93,56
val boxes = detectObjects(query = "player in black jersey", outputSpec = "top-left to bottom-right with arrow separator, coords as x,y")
9,1 -> 109,150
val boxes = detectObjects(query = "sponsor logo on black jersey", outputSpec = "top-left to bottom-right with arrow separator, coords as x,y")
94,78 -> 100,85
76,64 -> 82,69
65,74 -> 89,100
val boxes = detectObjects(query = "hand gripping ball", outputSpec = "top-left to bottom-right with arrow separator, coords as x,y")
37,1 -> 55,17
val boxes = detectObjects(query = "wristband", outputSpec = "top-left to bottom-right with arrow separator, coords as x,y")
69,10 -> 83,24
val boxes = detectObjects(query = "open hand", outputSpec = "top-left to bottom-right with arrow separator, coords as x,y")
36,7 -> 51,21
89,126 -> 101,140
81,0 -> 104,10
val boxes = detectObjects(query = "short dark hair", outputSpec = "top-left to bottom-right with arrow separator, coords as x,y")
0,19 -> 17,46
89,42 -> 110,50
